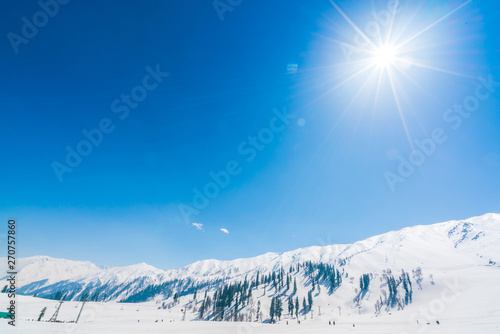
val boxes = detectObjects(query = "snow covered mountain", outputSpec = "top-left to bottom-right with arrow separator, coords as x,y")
2,213 -> 499,322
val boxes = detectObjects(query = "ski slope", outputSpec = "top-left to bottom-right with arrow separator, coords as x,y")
1,213 -> 499,333
0,290 -> 499,333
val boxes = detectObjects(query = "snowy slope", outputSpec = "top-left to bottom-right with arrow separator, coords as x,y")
4,213 -> 498,287
165,212 -> 500,279
1,213 -> 499,312
1,291 -> 499,334
0,256 -> 101,288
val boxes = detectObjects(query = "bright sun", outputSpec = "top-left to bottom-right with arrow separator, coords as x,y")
373,46 -> 397,67
323,0 -> 473,149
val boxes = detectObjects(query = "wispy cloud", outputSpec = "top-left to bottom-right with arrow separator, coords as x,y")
192,223 -> 203,230
220,228 -> 229,234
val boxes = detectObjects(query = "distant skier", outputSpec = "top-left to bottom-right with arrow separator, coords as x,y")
436,320 -> 440,325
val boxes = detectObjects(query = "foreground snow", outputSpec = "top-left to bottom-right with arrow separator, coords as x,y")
1,213 -> 499,332
1,291 -> 499,333
2,319 -> 499,334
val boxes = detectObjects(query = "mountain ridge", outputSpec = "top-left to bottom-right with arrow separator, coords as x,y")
1,213 -> 499,310
5,212 -> 498,277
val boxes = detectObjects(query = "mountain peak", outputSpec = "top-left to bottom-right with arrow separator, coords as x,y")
5,213 -> 499,304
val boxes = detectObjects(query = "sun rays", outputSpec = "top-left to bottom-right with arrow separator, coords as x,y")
317,0 -> 475,148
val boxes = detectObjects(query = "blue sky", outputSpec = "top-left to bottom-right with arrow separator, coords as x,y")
1,0 -> 499,269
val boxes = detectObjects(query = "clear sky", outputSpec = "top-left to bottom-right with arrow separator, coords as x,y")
1,0 -> 499,270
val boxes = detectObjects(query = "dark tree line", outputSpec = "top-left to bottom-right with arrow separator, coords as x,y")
269,296 -> 283,321
360,273 -> 370,291
198,277 -> 255,321
384,269 -> 413,309
303,261 -> 343,293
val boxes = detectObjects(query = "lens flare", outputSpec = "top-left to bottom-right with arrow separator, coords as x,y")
315,0 -> 475,148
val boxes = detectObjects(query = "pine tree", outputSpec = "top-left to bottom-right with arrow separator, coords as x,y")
295,297 -> 299,317
257,300 -> 261,321
234,296 -> 239,322
275,297 -> 283,320
402,271 -> 412,305
288,297 -> 294,316
302,297 -> 307,314
360,273 -> 370,291
206,295 -> 212,308
37,307 -> 47,321
198,299 -> 205,319
270,297 -> 276,321
308,290 -> 313,311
